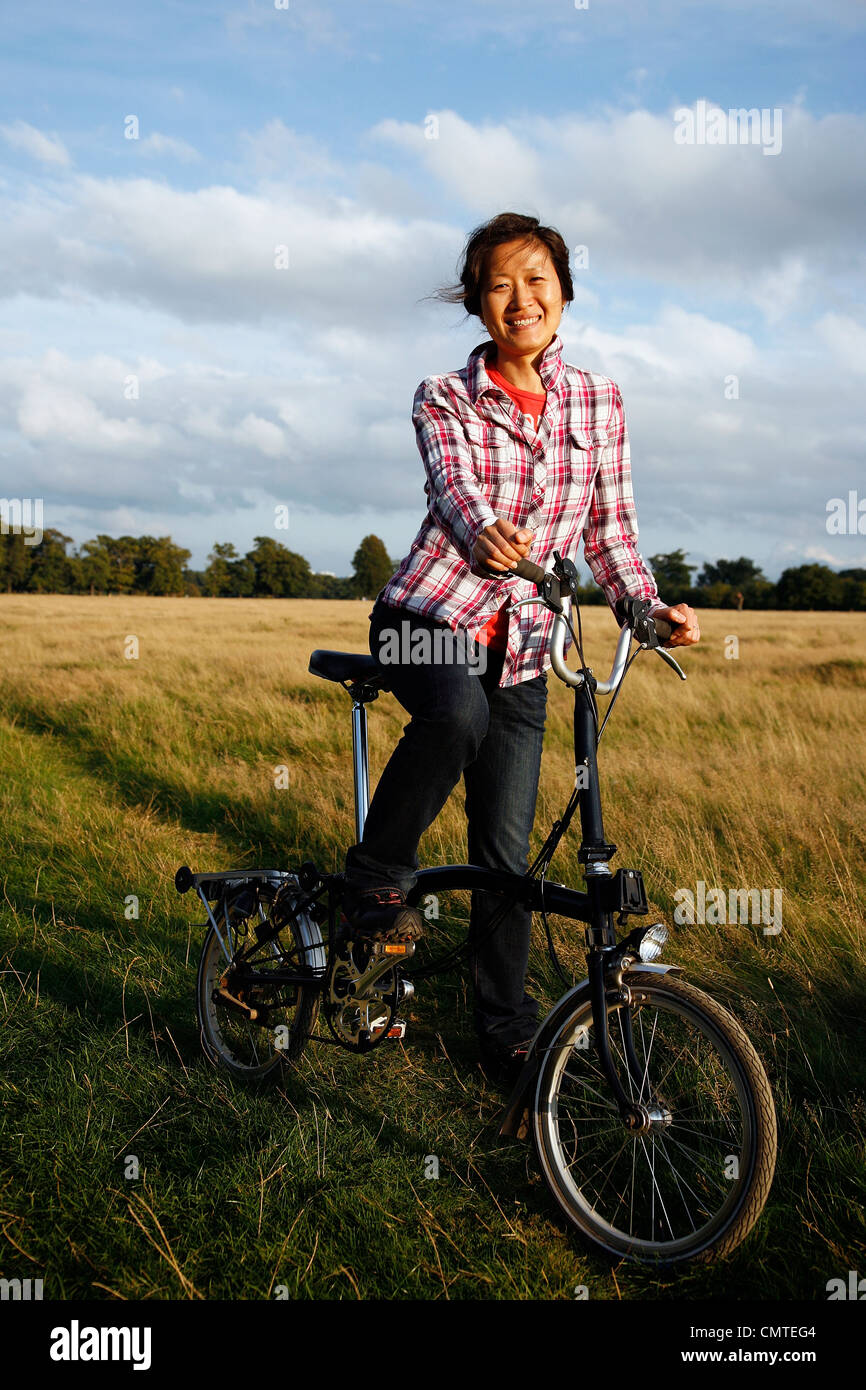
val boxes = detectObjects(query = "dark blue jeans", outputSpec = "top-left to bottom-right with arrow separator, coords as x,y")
344,598 -> 548,1049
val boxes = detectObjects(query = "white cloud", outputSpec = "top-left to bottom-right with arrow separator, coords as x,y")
138,132 -> 201,163
0,98 -> 863,579
17,383 -> 162,450
236,119 -> 342,182
815,313 -> 866,373
372,104 -> 866,315
234,412 -> 285,456
0,120 -> 71,167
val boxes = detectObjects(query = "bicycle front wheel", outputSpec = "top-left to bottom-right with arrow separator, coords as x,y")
532,971 -> 777,1265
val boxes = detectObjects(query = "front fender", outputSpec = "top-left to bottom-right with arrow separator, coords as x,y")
498,961 -> 684,1139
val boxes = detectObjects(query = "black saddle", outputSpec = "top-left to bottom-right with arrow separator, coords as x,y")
308,649 -> 390,694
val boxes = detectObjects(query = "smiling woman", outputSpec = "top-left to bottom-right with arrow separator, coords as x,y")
340,210 -> 700,1081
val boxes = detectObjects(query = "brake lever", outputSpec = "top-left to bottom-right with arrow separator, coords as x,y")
654,645 -> 687,680
617,597 -> 688,682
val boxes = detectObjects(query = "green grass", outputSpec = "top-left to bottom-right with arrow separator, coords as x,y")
1,596 -> 865,1300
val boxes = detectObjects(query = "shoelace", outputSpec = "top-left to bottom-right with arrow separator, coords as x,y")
364,888 -> 404,907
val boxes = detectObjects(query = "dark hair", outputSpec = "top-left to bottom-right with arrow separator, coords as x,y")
430,212 -> 574,322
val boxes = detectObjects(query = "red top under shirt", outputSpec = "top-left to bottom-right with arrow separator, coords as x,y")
476,362 -> 547,651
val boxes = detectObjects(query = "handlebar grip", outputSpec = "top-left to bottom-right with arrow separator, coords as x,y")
511,557 -> 546,585
615,595 -> 675,645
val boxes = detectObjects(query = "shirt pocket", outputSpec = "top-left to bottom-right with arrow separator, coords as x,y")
569,425 -> 609,455
568,425 -> 608,472
463,421 -> 513,485
567,426 -> 609,506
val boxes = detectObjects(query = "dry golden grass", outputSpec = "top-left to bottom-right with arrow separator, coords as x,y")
1,595 -> 864,1299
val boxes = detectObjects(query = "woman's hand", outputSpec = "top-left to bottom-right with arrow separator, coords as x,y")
655,603 -> 701,646
472,518 -> 534,574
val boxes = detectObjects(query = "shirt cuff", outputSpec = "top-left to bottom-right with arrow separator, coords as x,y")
466,506 -> 501,556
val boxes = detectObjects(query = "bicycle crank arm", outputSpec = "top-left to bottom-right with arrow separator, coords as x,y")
350,941 -> 415,998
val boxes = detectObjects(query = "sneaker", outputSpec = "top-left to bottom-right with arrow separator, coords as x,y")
478,1036 -> 533,1086
342,883 -> 424,943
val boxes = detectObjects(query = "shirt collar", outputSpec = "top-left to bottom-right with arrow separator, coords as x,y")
467,331 -> 565,405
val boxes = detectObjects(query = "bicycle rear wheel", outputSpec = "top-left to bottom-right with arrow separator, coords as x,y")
532,972 -> 777,1265
196,878 -> 322,1082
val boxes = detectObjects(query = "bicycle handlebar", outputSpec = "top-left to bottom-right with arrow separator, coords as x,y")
488,555 -> 682,694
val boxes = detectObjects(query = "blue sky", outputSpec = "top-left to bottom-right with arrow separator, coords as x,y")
2,0 -> 865,583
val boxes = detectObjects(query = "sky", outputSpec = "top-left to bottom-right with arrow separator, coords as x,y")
2,0 -> 865,583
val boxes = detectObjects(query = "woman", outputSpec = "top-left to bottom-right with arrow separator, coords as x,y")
342,212 -> 700,1079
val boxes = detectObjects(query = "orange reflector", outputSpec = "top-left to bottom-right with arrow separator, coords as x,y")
383,943 -> 407,955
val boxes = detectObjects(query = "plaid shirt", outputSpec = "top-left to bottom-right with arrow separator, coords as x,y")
377,333 -> 667,688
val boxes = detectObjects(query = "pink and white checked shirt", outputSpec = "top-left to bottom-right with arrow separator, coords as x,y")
377,333 -> 667,688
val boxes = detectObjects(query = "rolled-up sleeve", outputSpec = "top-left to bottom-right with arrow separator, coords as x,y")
412,381 -> 499,566
581,385 -> 666,622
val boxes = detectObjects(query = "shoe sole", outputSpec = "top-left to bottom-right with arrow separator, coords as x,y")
348,921 -> 424,944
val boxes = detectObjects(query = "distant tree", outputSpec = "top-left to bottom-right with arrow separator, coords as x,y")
775,564 -> 845,610
134,535 -> 191,595
839,568 -> 866,611
695,582 -> 741,609
648,549 -> 696,596
0,530 -> 33,592
26,528 -> 76,592
351,534 -> 394,598
310,571 -> 355,599
78,537 -> 116,595
204,542 -> 255,597
79,535 -> 137,594
247,536 -> 313,597
697,557 -> 766,590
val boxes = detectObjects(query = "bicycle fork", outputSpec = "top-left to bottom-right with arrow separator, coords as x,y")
574,675 -> 651,1130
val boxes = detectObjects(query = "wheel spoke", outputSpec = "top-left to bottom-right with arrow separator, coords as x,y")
535,976 -> 772,1260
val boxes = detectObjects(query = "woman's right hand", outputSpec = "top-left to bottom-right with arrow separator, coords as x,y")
472,518 -> 534,574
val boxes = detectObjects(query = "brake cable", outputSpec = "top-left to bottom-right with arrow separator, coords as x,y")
409,590 -> 640,989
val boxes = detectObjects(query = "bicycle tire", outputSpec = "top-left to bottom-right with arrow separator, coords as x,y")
532,971 -> 777,1265
196,881 -> 320,1083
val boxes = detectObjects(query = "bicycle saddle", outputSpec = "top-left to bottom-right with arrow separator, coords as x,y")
308,650 -> 387,685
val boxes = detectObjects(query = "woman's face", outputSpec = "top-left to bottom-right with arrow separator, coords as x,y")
479,239 -> 564,359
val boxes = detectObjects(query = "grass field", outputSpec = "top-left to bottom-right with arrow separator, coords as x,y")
1,594 -> 864,1301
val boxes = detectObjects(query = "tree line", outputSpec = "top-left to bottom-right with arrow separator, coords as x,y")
0,529 -> 864,610
0,530 -> 394,600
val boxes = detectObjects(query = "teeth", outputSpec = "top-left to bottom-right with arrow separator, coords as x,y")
509,316 -> 540,326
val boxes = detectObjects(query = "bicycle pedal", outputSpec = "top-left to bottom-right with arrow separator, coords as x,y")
385,1019 -> 407,1040
371,941 -> 416,959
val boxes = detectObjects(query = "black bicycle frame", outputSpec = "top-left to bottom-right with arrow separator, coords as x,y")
191,635 -> 647,1119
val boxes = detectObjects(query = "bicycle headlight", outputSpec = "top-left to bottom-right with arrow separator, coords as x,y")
637,922 -> 668,962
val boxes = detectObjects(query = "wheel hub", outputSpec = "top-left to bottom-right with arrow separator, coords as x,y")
624,1101 -> 673,1133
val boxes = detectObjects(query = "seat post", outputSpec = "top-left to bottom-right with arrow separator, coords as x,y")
351,698 -> 371,842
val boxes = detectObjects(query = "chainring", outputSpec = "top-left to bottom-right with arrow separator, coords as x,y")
324,936 -> 402,1052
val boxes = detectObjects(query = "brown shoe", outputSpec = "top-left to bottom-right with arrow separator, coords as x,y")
342,885 -> 424,943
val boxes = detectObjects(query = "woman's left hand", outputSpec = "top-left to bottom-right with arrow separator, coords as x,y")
655,604 -> 701,646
